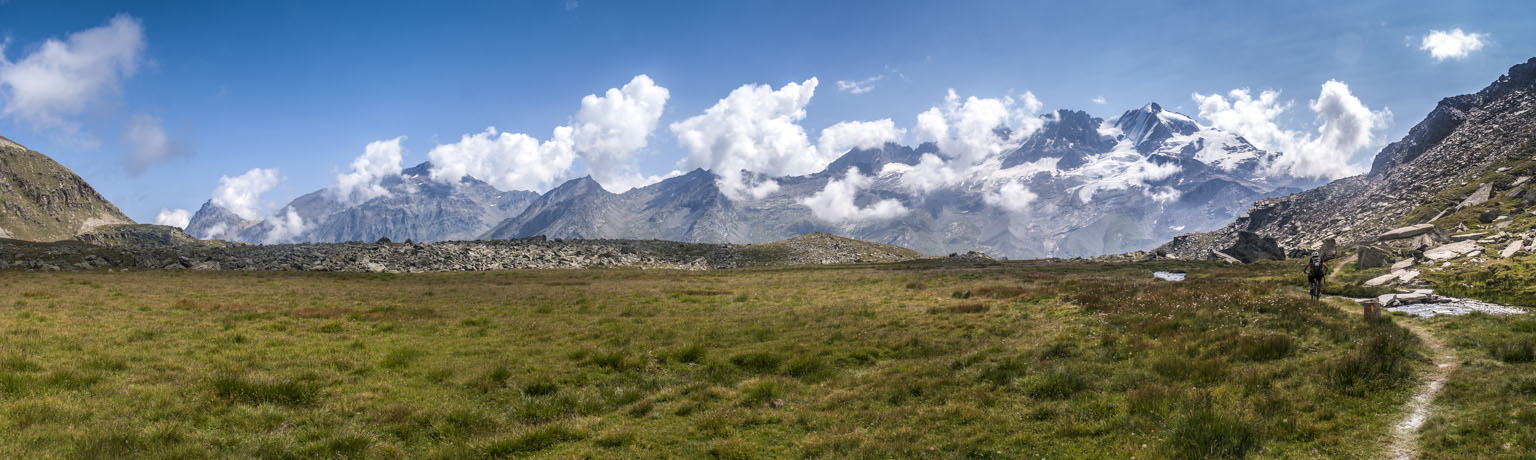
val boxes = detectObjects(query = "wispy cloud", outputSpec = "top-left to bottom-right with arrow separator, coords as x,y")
123,113 -> 190,174
835,75 -> 884,94
1092,96 -> 1107,105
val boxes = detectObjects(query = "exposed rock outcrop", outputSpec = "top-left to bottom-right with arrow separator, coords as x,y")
1218,231 -> 1284,263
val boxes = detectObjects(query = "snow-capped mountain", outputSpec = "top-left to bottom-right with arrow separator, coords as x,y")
190,103 -> 1316,259
186,162 -> 539,243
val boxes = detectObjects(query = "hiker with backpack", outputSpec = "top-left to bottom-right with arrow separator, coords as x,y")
1303,252 -> 1327,301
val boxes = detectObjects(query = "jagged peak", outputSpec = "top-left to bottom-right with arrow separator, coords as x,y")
545,175 -> 613,197
401,161 -> 433,177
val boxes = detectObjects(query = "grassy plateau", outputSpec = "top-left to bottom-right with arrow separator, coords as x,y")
0,260 -> 1428,459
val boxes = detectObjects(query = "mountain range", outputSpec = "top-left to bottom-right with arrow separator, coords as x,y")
184,103 -> 1317,258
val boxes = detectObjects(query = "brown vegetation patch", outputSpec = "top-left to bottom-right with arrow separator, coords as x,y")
673,289 -> 733,296
927,304 -> 990,314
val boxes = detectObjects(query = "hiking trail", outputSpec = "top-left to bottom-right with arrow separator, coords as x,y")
1325,256 -> 1452,460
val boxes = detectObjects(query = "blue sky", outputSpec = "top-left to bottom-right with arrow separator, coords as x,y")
1,0 -> 1532,223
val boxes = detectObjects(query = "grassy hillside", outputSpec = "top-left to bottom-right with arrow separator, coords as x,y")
0,261 -> 1421,459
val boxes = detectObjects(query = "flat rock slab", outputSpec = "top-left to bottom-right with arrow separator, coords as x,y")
1450,232 -> 1487,242
1424,241 -> 1481,261
1391,258 -> 1415,271
1153,271 -> 1186,281
1458,183 -> 1494,209
1502,240 -> 1526,258
1365,273 -> 1399,287
1377,224 -> 1437,241
1388,298 -> 1526,317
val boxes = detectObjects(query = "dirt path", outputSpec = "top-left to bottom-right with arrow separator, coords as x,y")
1319,258 -> 1453,460
1382,318 -> 1454,460
1327,254 -> 1358,283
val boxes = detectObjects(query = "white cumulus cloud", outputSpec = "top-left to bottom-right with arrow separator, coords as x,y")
154,208 -> 191,228
880,153 -> 963,194
428,126 -> 576,192
0,14 -> 144,145
1193,80 -> 1389,179
123,114 -> 187,174
881,89 -> 1048,194
817,119 -> 906,158
915,89 -> 1044,166
570,74 -> 670,191
671,77 -> 919,200
671,78 -> 820,193
333,136 -> 405,204
261,208 -> 307,244
982,180 -> 1039,214
429,75 -> 669,193
801,167 -> 909,223
212,168 -> 280,221
1420,28 -> 1487,61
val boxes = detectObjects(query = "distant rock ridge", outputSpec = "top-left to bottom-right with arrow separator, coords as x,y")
0,231 -> 925,272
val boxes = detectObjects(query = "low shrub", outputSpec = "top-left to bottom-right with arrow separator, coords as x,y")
1234,333 -> 1295,362
1024,366 -> 1087,400
211,374 -> 319,407
1326,324 -> 1418,394
1166,405 -> 1258,459
729,352 -> 782,374
1491,338 -> 1535,363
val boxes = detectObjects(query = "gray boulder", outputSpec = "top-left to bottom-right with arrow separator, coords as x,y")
1357,245 -> 1393,269
1320,237 -> 1339,260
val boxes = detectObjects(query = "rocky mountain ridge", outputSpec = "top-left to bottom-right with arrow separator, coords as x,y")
1157,57 -> 1536,260
0,136 -> 133,242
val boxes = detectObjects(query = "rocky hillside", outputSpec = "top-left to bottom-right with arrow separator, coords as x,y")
0,135 -> 133,241
0,231 -> 927,273
1158,57 -> 1536,260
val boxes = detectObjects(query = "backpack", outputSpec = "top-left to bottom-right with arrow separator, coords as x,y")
1308,257 -> 1324,277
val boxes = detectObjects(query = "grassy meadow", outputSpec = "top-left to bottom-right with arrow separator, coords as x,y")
1415,312 -> 1536,459
1,260 -> 1425,459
